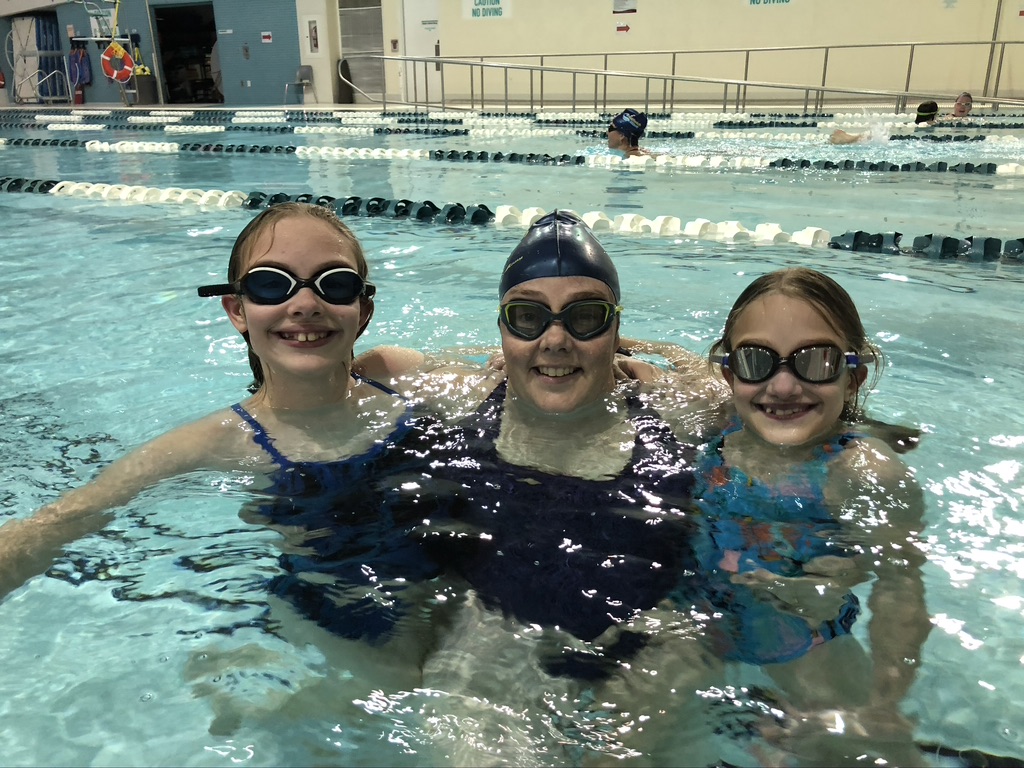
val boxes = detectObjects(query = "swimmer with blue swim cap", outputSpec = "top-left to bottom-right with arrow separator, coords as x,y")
497,210 -> 626,416
607,108 -> 650,157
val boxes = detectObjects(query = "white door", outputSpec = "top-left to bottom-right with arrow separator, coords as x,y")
401,0 -> 440,105
12,17 -> 39,103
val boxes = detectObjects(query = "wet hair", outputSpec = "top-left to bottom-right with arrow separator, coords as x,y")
709,267 -> 883,422
225,203 -> 371,392
609,108 -> 648,147
956,91 -> 973,104
499,210 -> 621,301
914,100 -> 938,124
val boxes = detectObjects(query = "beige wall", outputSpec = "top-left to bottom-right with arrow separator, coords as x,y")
380,0 -> 1024,109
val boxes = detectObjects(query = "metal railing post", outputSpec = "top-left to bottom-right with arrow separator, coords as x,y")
984,0 -> 1004,97
504,66 -> 509,114
818,47 -> 829,112
669,52 -> 677,111
743,49 -> 750,114
602,54 -> 608,113
992,41 -> 1007,110
539,55 -> 544,111
901,44 -> 916,113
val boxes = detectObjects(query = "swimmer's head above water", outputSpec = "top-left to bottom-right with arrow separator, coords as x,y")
915,100 -> 939,124
609,108 -> 647,146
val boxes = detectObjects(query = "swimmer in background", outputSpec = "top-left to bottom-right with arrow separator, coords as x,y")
938,91 -> 974,123
828,100 -> 938,145
914,99 -> 939,126
607,107 -> 654,157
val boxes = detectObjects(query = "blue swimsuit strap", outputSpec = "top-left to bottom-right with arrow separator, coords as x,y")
231,373 -> 411,471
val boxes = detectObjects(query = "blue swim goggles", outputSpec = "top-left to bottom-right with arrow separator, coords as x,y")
198,266 -> 376,305
499,300 -> 622,341
712,344 -> 872,384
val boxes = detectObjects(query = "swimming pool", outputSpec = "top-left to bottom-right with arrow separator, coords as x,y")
1,108 -> 1023,766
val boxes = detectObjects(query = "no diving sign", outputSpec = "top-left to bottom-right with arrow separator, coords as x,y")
464,0 -> 512,19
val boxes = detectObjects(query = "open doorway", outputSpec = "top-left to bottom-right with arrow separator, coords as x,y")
153,3 -> 221,104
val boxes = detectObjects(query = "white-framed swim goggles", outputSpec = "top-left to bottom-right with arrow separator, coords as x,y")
198,266 -> 376,305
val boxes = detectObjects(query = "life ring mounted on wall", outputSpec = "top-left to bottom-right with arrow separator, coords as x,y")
100,42 -> 135,84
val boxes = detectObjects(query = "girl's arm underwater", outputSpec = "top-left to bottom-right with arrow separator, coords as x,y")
0,413 -> 243,600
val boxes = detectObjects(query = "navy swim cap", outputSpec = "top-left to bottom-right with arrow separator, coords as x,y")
499,211 -> 620,301
914,100 -> 938,124
610,108 -> 647,141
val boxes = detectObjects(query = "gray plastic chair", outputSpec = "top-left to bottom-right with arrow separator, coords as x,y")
284,65 -> 317,104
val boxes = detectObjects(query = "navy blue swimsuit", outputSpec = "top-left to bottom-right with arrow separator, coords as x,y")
233,376 -> 440,644
414,382 -> 698,677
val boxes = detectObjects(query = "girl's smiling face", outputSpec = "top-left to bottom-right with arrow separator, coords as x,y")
724,292 -> 863,447
222,215 -> 371,389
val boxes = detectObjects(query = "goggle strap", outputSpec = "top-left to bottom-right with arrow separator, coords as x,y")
197,283 -> 234,297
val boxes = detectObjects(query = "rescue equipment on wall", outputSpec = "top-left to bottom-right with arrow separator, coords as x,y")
100,41 -> 134,83
130,34 -> 151,76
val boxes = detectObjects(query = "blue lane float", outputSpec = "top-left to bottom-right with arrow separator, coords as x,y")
828,230 -> 1020,262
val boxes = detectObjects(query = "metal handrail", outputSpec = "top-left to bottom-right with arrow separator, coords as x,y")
449,39 -> 1024,105
363,54 -> 1024,114
14,68 -> 70,104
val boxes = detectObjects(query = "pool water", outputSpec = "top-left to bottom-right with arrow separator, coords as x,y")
1,113 -> 1023,766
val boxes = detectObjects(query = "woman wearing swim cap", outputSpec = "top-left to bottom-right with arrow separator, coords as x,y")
607,107 -> 651,157
360,211 -> 725,764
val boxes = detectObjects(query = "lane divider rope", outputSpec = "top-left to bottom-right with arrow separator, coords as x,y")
7,135 -> 1024,175
2,175 -> 1022,262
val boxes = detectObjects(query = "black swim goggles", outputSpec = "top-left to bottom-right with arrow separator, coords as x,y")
499,300 -> 622,341
711,344 -> 872,384
197,266 -> 376,305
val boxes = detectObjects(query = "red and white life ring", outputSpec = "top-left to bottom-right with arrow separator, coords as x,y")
100,42 -> 134,84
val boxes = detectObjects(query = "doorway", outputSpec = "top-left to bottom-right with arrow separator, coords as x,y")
153,3 -> 221,104
401,0 -> 440,105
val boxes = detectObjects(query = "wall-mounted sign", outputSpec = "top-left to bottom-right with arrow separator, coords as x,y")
261,31 -> 272,43
463,0 -> 511,20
